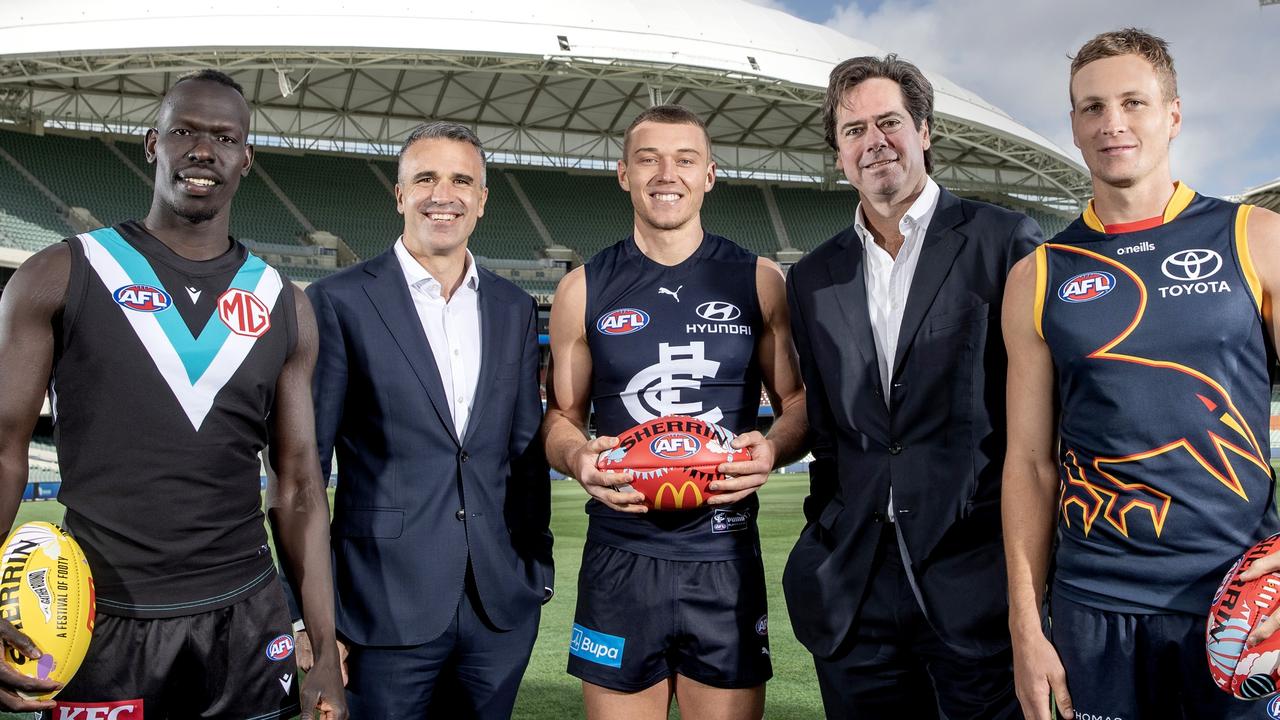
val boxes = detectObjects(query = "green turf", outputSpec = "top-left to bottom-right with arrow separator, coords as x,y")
5,474 -> 823,719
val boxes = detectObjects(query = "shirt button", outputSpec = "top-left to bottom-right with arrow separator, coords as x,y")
455,509 -> 465,521
460,452 -> 470,463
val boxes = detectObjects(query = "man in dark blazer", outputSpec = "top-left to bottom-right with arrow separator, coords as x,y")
298,121 -> 552,718
783,55 -> 1042,719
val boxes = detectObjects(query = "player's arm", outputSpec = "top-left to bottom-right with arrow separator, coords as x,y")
0,244 -> 71,709
1233,206 -> 1280,646
1001,252 -> 1073,720
712,258 -> 808,505
540,267 -> 646,513
265,285 -> 348,720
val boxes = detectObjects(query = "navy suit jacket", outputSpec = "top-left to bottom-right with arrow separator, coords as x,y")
783,188 -> 1041,660
305,247 -> 551,647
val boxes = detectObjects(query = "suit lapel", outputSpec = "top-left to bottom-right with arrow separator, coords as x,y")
891,189 -> 967,380
461,274 -> 505,446
824,228 -> 885,401
362,248 -> 460,445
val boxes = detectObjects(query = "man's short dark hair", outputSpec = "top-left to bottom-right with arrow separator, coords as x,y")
397,121 -> 487,186
822,54 -> 935,174
172,69 -> 245,97
622,105 -> 712,159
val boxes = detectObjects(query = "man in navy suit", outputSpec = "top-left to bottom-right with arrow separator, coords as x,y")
296,121 -> 552,718
783,55 -> 1041,718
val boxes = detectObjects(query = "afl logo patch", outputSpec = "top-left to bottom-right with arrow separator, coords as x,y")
755,615 -> 768,636
113,284 -> 171,313
1267,695 -> 1280,719
597,308 -> 649,336
265,634 -> 294,662
218,288 -> 272,338
650,433 -> 700,460
1058,271 -> 1115,303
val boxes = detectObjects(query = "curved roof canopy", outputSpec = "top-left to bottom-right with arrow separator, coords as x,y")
0,0 -> 1089,206
1238,178 -> 1280,212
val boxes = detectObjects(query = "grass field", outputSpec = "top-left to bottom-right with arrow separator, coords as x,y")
5,473 -> 823,719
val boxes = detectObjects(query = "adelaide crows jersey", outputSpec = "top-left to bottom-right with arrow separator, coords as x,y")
585,233 -> 763,560
52,221 -> 295,618
1038,184 -> 1278,614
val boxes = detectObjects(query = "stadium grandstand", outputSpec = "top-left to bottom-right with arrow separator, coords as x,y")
0,0 -> 1087,484
1239,177 -> 1280,213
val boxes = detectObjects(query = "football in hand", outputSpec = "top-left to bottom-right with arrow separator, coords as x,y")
596,416 -> 750,510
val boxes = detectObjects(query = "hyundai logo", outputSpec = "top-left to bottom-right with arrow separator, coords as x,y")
1161,249 -> 1222,282
696,301 -> 741,322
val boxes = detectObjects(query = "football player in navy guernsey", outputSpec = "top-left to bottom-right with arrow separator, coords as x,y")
1004,29 -> 1280,720
542,104 -> 807,720
0,71 -> 346,718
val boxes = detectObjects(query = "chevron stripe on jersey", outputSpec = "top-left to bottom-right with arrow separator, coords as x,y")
78,227 -> 283,430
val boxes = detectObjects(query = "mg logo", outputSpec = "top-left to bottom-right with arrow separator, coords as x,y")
1161,249 -> 1222,281
696,301 -> 741,322
218,288 -> 271,338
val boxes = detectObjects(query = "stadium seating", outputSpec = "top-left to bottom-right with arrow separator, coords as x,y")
700,182 -> 780,256
0,130 -> 149,227
773,185 -> 858,251
508,168 -> 633,260
253,152 -> 401,259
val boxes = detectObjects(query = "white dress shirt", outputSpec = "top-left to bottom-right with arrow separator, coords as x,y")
853,177 -> 941,523
394,238 -> 482,437
853,176 -> 941,405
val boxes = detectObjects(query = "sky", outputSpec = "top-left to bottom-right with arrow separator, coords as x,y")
748,0 -> 1280,199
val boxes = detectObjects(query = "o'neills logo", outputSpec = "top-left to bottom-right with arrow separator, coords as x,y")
653,480 -> 704,510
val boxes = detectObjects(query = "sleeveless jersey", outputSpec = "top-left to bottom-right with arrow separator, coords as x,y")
585,233 -> 763,560
1037,184 -> 1278,614
52,221 -> 296,618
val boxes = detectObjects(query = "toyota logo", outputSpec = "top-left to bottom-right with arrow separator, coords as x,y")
696,301 -> 741,322
1161,249 -> 1222,281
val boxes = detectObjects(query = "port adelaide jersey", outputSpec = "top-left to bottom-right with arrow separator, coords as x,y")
52,221 -> 295,618
586,233 -> 764,560
1038,184 -> 1278,614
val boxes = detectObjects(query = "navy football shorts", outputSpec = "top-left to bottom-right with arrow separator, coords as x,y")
567,541 -> 771,692
47,581 -> 300,720
1050,594 -> 1257,720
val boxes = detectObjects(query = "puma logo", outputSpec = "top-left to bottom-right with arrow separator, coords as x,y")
658,285 -> 682,302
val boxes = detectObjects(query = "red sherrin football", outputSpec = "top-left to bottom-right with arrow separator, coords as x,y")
596,416 -> 750,510
1207,532 -> 1280,700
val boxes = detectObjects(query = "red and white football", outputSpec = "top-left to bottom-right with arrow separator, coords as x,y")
1207,532 -> 1280,699
595,416 -> 750,510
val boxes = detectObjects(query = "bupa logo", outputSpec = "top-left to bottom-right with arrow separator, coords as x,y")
218,288 -> 272,338
1162,249 -> 1222,281
1058,271 -> 1115,303
266,633 -> 295,662
113,284 -> 171,313
597,308 -> 649,336
569,624 -> 625,668
650,433 -> 700,460
695,301 -> 741,322
54,700 -> 144,720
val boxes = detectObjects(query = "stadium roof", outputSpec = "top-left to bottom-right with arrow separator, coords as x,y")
1238,177 -> 1280,212
0,0 -> 1089,207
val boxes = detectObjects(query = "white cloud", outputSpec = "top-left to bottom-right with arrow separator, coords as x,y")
822,0 -> 1280,197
